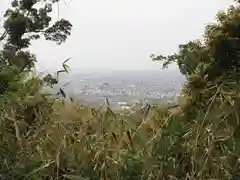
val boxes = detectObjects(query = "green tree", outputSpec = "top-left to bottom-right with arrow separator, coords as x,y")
0,0 -> 72,94
151,2 -> 240,178
151,1 -> 240,82
151,1 -> 240,107
0,2 -> 72,178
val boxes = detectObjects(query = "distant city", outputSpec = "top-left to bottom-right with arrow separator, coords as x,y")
56,69 -> 185,109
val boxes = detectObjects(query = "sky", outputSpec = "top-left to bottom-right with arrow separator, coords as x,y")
0,0 -> 234,72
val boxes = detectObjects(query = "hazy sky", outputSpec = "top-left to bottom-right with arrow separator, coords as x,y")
0,0 -> 234,72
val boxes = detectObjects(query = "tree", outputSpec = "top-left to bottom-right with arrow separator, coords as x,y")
151,1 -> 240,106
0,0 -> 72,156
151,0 -> 240,152
150,2 -> 240,178
0,0 -> 72,94
0,1 -> 72,178
152,1 -> 240,81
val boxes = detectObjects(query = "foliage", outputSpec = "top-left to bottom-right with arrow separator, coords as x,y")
0,0 -> 72,178
151,1 -> 240,113
2,0 -> 240,179
151,1 -> 240,81
2,98 -> 240,180
0,0 -> 72,94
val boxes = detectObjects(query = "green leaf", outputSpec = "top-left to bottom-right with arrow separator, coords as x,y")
63,64 -> 70,73
62,58 -> 71,73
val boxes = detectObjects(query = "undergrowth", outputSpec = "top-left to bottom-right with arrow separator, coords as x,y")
1,87 -> 240,180
1,0 -> 240,179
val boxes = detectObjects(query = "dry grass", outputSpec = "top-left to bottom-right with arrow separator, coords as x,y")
1,89 -> 240,179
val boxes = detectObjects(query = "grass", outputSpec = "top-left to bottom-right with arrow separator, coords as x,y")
1,84 -> 240,179
3,0 -> 240,178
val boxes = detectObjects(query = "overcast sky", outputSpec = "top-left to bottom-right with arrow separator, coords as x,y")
0,0 -> 234,72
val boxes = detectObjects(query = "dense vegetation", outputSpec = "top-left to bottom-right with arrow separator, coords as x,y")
1,0 -> 240,179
